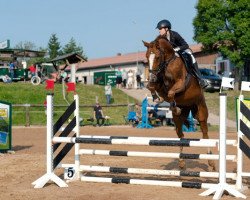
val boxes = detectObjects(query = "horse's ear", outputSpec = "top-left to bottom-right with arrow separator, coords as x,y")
142,40 -> 150,48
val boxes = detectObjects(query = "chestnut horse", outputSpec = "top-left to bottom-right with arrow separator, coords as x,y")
143,36 -> 215,170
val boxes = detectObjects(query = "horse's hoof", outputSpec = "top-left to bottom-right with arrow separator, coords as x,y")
172,107 -> 181,116
168,91 -> 175,99
159,97 -> 164,103
155,97 -> 164,103
179,159 -> 186,169
208,160 -> 216,171
176,107 -> 181,115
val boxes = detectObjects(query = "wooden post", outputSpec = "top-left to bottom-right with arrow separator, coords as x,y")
25,104 -> 30,127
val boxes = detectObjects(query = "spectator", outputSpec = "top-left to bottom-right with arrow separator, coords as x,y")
104,83 -> 112,104
148,109 -> 158,125
116,68 -> 122,89
136,70 -> 142,89
2,75 -> 12,83
93,103 -> 105,126
29,64 -> 36,77
9,62 -> 15,81
127,69 -> 134,89
134,102 -> 141,124
59,69 -> 69,83
122,69 -> 127,88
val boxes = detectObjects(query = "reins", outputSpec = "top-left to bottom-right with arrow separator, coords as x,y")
149,48 -> 176,75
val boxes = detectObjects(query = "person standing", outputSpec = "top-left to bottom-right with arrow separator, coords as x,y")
93,103 -> 105,126
104,83 -> 112,104
60,69 -> 69,83
116,68 -> 122,88
127,69 -> 134,89
29,64 -> 36,77
9,62 -> 15,81
136,70 -> 142,89
122,69 -> 127,88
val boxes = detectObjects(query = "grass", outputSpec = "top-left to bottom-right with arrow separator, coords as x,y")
0,82 -> 249,126
204,89 -> 250,121
0,82 -> 135,126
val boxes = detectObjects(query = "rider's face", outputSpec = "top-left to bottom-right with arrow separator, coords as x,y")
159,28 -> 168,36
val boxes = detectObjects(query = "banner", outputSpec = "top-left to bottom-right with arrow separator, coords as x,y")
0,101 -> 12,152
221,77 -> 234,88
241,81 -> 250,92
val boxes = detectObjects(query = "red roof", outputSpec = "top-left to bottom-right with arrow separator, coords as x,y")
77,44 -> 203,70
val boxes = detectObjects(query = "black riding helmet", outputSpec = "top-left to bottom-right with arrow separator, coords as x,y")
156,19 -> 171,29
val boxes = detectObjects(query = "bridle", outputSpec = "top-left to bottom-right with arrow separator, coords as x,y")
149,40 -> 176,76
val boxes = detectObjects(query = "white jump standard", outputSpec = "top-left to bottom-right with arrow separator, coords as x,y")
33,90 -> 250,200
200,93 -> 246,199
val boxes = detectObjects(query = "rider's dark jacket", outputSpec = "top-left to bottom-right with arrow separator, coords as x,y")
166,30 -> 189,51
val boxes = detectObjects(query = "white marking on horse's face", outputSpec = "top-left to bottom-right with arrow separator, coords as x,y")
149,53 -> 155,70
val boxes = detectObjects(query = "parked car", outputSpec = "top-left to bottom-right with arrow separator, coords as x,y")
199,68 -> 222,92
0,66 -> 28,82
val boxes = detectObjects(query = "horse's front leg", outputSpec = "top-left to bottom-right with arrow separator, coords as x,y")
168,78 -> 186,98
168,80 -> 185,116
147,74 -> 164,102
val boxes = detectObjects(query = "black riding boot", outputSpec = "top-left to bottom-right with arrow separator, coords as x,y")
192,62 -> 208,88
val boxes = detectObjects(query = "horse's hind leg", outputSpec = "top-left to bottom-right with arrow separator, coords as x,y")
173,114 -> 186,169
197,103 -> 216,171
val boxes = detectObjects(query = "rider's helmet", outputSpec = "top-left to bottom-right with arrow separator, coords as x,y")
156,19 -> 171,30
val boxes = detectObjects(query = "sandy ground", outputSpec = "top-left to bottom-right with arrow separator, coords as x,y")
0,126 -> 249,200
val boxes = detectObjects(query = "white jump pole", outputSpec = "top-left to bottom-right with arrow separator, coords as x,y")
32,94 -> 68,188
74,94 -> 80,180
200,93 -> 246,199
236,94 -> 244,189
70,64 -> 76,83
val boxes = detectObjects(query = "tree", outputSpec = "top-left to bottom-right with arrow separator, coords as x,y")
63,37 -> 88,60
193,0 -> 250,68
48,33 -> 61,59
15,41 -> 36,50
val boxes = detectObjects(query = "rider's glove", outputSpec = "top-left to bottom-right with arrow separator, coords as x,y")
173,47 -> 180,52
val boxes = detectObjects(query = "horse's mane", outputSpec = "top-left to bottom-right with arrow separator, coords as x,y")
153,35 -> 174,50
154,35 -> 170,43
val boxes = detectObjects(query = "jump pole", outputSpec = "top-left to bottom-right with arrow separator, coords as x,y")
236,94 -> 244,189
32,94 -> 68,188
73,94 -> 80,180
200,93 -> 246,199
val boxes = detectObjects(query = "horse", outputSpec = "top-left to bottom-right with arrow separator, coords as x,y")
143,36 -> 216,171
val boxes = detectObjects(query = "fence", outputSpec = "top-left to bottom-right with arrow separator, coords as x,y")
12,104 -> 130,126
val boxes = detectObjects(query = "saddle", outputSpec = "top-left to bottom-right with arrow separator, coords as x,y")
165,50 -> 192,90
178,50 -> 193,75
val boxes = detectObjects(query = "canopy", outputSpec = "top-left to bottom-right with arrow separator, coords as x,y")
48,53 -> 86,65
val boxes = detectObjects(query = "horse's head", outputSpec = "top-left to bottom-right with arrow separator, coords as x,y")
143,36 -> 175,77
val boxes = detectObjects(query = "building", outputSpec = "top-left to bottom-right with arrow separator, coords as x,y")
75,44 -> 218,88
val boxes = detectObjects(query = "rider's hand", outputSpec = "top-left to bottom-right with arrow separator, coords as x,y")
173,47 -> 180,52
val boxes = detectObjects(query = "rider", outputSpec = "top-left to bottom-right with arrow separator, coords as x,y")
149,19 -> 208,89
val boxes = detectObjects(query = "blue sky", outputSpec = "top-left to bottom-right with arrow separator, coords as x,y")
0,0 -> 198,59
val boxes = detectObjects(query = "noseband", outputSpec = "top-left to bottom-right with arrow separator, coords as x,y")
149,43 -> 176,76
